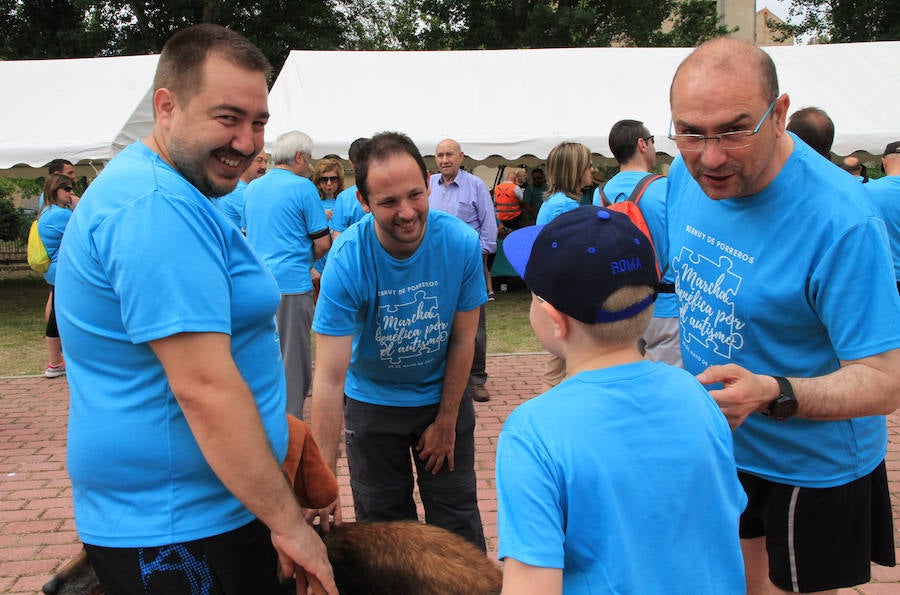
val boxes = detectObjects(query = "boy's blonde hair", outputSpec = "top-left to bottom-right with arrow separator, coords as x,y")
578,285 -> 655,345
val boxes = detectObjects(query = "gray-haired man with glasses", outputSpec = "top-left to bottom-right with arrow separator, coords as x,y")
666,37 -> 900,594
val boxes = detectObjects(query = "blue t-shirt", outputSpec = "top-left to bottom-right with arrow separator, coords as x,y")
667,136 -> 900,488
865,176 -> 900,281
37,204 -> 72,285
536,191 -> 579,224
313,196 -> 337,273
244,168 -> 329,294
215,179 -> 248,230
331,185 -> 366,233
497,360 -> 746,594
55,141 -> 288,547
312,210 -> 486,407
592,172 -> 677,318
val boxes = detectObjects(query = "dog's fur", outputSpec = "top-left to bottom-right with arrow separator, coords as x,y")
43,521 -> 502,595
43,418 -> 502,594
322,521 -> 501,595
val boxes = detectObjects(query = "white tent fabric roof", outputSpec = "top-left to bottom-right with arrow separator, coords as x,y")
0,54 -> 159,169
266,42 -> 900,159
1,43 -> 896,170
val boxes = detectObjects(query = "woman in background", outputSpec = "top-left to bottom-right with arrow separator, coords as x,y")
313,158 -> 344,223
37,173 -> 76,378
536,142 -> 594,225
311,158 -> 344,298
535,142 -> 595,390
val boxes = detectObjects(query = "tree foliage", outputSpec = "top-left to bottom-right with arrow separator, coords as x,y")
5,0 -> 896,66
0,0 -> 386,73
385,0 -> 731,50
1,0 -> 734,67
767,0 -> 900,43
0,0 -> 113,59
0,178 -> 40,242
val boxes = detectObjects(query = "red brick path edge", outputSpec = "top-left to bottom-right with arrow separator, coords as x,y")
2,354 -> 899,594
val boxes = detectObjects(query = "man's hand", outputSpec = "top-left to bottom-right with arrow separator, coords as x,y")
303,495 -> 343,534
697,364 -> 777,429
416,418 -> 456,474
270,520 -> 338,595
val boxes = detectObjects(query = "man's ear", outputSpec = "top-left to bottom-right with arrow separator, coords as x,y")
153,88 -> 177,128
773,93 -> 791,133
356,190 -> 370,213
541,300 -> 570,340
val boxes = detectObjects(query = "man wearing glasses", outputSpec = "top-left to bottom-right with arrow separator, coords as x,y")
667,38 -> 900,594
592,119 -> 680,367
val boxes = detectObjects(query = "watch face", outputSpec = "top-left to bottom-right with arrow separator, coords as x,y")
770,394 -> 798,421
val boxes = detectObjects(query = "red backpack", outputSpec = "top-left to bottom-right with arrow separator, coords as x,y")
598,174 -> 664,278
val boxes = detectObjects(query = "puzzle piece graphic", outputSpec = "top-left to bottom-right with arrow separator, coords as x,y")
674,247 -> 745,359
377,290 -> 446,365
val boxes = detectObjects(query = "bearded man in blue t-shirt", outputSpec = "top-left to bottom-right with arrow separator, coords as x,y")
309,132 -> 487,551
667,37 -> 900,594
55,24 -> 336,595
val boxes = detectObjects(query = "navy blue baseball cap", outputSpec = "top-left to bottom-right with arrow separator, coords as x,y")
503,206 -> 660,324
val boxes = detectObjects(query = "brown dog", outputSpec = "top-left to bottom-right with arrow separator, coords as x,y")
43,521 -> 502,595
321,521 -> 501,595
44,418 -> 502,594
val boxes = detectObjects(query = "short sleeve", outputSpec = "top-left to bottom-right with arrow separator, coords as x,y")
496,425 -> 566,568
94,194 -> 232,344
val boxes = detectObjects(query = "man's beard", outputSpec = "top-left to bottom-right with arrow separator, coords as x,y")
168,136 -> 244,198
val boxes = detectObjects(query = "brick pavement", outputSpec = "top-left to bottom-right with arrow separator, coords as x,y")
2,354 -> 900,594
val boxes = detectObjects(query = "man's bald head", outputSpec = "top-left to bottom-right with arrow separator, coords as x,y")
671,38 -> 778,106
436,138 -> 461,154
435,138 -> 464,182
787,107 -> 834,158
668,36 -> 792,200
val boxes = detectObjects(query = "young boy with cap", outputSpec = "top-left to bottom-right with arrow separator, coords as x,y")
496,206 -> 746,594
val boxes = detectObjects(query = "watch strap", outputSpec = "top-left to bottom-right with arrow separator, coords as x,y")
773,376 -> 792,399
766,376 -> 798,421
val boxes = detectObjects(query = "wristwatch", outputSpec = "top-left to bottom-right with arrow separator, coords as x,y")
765,376 -> 798,421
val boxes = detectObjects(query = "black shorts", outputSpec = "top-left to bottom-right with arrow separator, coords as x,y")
739,461 -> 895,592
83,519 -> 280,594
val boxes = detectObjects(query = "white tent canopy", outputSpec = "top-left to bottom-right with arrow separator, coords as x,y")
266,42 -> 900,160
1,42 -> 896,171
0,54 -> 159,169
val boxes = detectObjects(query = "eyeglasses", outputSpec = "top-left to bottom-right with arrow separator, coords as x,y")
62,186 -> 73,192
668,98 -> 776,152
318,175 -> 340,184
643,135 -> 654,144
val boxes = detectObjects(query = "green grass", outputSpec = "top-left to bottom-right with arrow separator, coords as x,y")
0,269 -> 50,376
0,270 -> 543,377
485,281 -> 543,354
